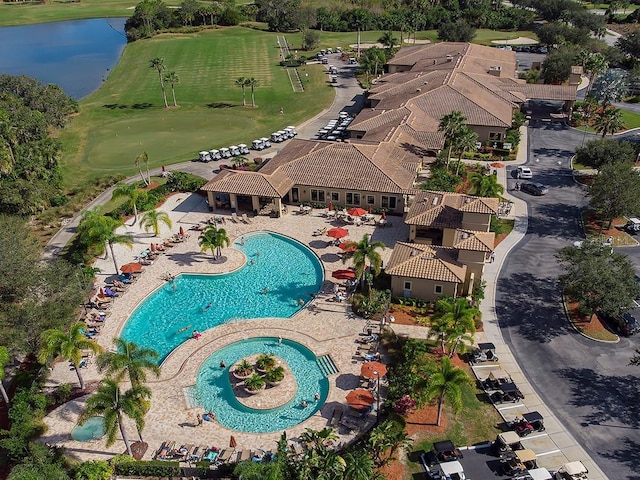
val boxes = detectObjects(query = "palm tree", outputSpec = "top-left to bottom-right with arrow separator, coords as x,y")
149,57 -> 168,108
594,106 -> 624,138
77,210 -> 134,274
468,172 -> 504,198
341,233 -> 386,280
140,210 -> 172,237
134,152 -> 151,186
342,450 -> 375,480
247,77 -> 259,107
38,323 -> 104,390
438,111 -> 467,169
79,379 -> 150,456
111,182 -> 149,226
96,338 -> 161,386
378,31 -> 398,53
425,356 -> 472,426
0,346 -> 10,405
452,126 -> 478,175
164,71 -> 180,107
235,77 -> 247,106
198,225 -> 231,259
581,52 -> 608,97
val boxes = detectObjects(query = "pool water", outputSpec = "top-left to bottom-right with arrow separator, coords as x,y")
195,337 -> 329,432
71,416 -> 105,442
121,232 -> 323,361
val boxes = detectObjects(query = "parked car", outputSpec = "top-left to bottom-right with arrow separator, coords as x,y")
516,166 -> 533,179
625,217 -> 640,233
616,312 -> 639,336
520,182 -> 549,196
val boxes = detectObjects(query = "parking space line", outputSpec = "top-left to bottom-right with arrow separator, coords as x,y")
537,449 -> 561,456
522,433 -> 548,441
497,403 -> 524,410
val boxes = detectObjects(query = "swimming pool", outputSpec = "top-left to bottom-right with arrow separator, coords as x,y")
71,416 -> 105,442
194,337 -> 329,432
121,232 -> 324,361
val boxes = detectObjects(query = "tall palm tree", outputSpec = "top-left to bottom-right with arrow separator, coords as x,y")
468,172 -> 504,198
580,51 -> 609,98
149,57 -> 168,108
432,297 -> 478,357
198,225 -> 231,259
235,77 -> 247,106
77,210 -> 134,274
38,323 -> 104,390
341,233 -> 386,281
452,126 -> 478,175
112,182 -> 149,226
594,106 -> 624,138
96,338 -> 160,386
140,210 -> 172,237
79,379 -> 150,456
378,30 -> 398,53
438,111 -> 467,169
247,77 -> 259,107
134,152 -> 151,186
425,356 -> 471,426
163,71 -> 180,107
0,346 -> 10,405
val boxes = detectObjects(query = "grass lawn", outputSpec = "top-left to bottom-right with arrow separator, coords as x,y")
472,29 -> 538,45
58,26 -> 335,188
574,108 -> 640,136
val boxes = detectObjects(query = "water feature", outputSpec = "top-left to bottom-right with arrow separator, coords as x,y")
121,232 -> 324,361
71,416 -> 105,442
195,337 -> 329,432
0,18 -> 127,99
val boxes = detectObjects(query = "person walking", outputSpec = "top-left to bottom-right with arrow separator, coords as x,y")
196,413 -> 203,427
490,251 -> 496,263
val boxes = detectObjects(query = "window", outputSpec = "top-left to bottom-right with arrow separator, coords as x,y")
381,196 -> 397,209
489,132 -> 503,141
346,193 -> 361,205
311,189 -> 325,202
331,192 -> 339,202
367,195 -> 375,205
434,285 -> 443,294
403,281 -> 412,291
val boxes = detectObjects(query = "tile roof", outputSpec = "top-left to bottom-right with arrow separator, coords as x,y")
452,229 -> 495,252
501,83 -> 577,101
385,242 -> 467,283
201,169 -> 293,197
405,190 -> 499,227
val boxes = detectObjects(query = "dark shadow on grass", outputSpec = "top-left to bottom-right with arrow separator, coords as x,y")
102,103 -> 153,110
206,102 -> 235,109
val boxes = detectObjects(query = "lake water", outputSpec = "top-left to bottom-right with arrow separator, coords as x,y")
0,18 -> 127,99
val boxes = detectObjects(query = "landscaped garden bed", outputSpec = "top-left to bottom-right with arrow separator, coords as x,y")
564,297 -> 618,342
581,210 -> 638,247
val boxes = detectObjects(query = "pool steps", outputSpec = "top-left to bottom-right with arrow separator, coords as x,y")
316,354 -> 338,376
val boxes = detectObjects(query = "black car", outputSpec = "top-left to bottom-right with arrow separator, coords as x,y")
520,182 -> 549,196
599,311 -> 640,336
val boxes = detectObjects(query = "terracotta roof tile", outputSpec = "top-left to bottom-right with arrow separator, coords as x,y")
452,229 -> 495,252
405,190 -> 499,226
386,242 -> 467,283
201,169 -> 293,197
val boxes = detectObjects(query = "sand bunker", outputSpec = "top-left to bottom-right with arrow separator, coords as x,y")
491,36 -> 538,45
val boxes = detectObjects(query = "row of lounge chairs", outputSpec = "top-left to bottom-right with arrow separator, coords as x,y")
153,441 -> 249,466
230,212 -> 253,224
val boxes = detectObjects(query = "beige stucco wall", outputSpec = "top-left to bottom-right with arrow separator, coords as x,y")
471,125 -> 508,142
457,249 -> 486,288
442,228 -> 456,247
391,276 -> 459,301
291,185 -> 405,214
461,212 -> 491,232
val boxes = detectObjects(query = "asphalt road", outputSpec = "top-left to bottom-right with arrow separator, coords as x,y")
497,101 -> 640,480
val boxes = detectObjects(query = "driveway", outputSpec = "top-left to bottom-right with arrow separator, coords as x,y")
496,100 -> 640,480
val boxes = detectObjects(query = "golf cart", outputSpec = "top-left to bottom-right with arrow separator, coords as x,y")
524,468 -> 554,480
555,461 -> 588,480
481,369 -> 512,390
219,147 -> 231,159
440,461 -> 466,480
493,431 -> 524,454
625,217 -> 640,234
285,125 -> 297,136
209,149 -> 221,160
470,342 -> 498,364
270,132 -> 283,143
260,137 -> 271,148
522,411 -> 545,432
252,139 -> 265,150
422,440 -> 463,467
198,151 -> 210,162
228,145 -> 241,156
490,382 -> 524,404
238,143 -> 250,154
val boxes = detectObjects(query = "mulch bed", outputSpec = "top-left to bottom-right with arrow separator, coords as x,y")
566,300 -> 610,335
387,305 -> 426,327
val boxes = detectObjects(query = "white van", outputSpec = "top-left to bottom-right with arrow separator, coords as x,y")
238,143 -> 250,154
252,139 -> 264,150
260,137 -> 271,148
209,149 -> 221,160
198,151 -> 210,162
229,145 -> 241,156
219,147 -> 231,158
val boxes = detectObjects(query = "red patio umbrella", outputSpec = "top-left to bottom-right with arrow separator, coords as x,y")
347,207 -> 367,217
179,226 -> 185,236
229,435 -> 237,449
120,262 -> 143,274
339,242 -> 357,252
361,361 -> 387,379
332,269 -> 356,280
328,202 -> 334,211
346,389 -> 375,409
327,227 -> 349,239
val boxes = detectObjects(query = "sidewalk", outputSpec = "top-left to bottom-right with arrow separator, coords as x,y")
476,127 -> 609,479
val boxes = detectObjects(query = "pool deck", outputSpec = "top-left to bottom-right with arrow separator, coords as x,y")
42,193 -> 414,460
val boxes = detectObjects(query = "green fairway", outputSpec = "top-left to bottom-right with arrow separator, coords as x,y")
59,26 -> 335,187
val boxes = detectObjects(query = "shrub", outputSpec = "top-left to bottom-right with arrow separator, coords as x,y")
113,460 -> 180,476
392,395 -> 417,415
234,359 -> 253,377
72,460 -> 113,480
56,383 -> 73,403
244,373 -> 266,392
265,366 -> 285,384
256,353 -> 276,371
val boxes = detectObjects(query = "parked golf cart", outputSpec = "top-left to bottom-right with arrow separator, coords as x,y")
198,151 -> 210,162
469,342 -> 498,364
252,139 -> 265,150
219,147 -> 231,158
440,461 -> 466,480
270,132 -> 283,143
229,145 -> 241,156
421,440 -> 464,467
480,369 -> 511,390
260,137 -> 271,148
555,461 -> 588,480
502,449 -> 537,476
509,411 -> 544,436
493,431 -> 524,454
285,125 -> 297,136
518,468 -> 553,480
209,149 -> 221,160
490,382 -> 524,404
238,143 -> 250,154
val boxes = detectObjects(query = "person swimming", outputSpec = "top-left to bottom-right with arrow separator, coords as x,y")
202,302 -> 212,311
178,325 -> 191,333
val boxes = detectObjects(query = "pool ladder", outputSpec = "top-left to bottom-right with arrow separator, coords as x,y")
316,354 -> 339,376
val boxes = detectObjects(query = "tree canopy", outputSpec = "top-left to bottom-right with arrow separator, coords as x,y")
588,161 -> 640,228
574,139 -> 636,171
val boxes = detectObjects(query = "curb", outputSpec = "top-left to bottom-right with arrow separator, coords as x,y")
560,295 -> 620,344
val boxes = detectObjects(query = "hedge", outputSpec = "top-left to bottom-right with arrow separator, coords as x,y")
114,460 -> 180,476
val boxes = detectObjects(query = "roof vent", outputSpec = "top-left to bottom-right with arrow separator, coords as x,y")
461,232 -> 469,239
423,81 -> 429,85
416,88 -> 421,93
446,55 -> 453,62
433,59 -> 437,65
465,197 -> 472,203
410,250 -> 417,257
432,196 -> 440,206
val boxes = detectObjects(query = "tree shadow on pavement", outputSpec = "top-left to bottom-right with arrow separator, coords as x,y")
600,436 -> 640,480
496,272 -> 569,343
527,202 -> 585,239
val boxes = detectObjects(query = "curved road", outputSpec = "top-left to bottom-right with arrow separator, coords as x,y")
497,101 -> 640,480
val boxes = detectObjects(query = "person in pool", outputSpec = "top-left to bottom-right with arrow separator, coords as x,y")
202,302 -> 212,312
178,325 -> 191,333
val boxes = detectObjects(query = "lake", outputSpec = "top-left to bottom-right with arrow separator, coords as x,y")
0,18 -> 127,99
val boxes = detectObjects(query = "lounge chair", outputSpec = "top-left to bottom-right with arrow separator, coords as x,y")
218,448 -> 234,463
231,212 -> 240,223
330,405 -> 344,427
241,213 -> 252,224
188,445 -> 201,462
237,450 -> 251,462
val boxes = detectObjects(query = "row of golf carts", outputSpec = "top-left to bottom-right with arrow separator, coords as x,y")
315,111 -> 353,141
197,126 -> 297,161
